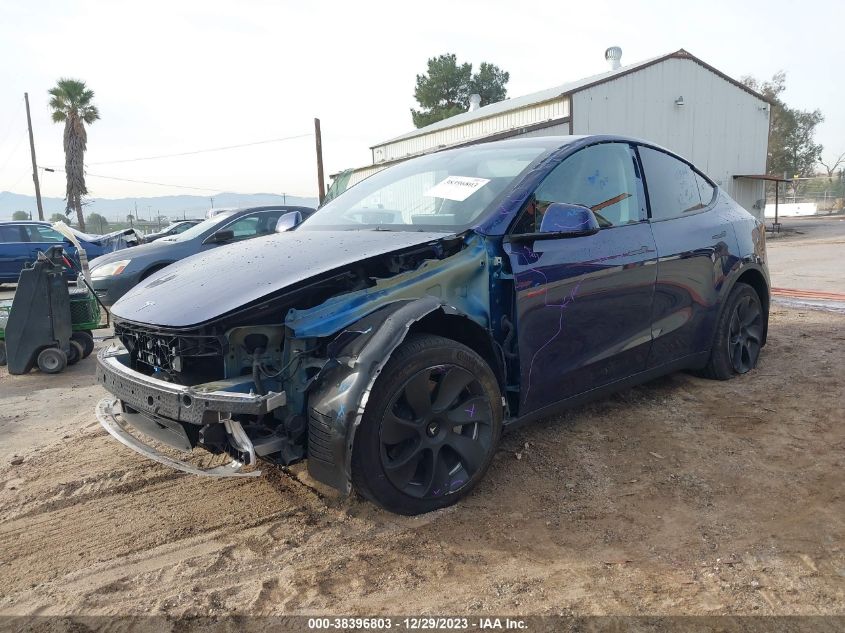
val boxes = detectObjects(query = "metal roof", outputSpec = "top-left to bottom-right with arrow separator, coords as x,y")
373,49 -> 771,149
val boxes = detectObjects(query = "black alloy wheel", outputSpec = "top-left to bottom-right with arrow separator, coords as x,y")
380,364 -> 494,499
352,334 -> 502,515
699,282 -> 765,380
728,293 -> 763,374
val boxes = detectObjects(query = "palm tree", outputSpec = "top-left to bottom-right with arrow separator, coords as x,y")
48,78 -> 100,231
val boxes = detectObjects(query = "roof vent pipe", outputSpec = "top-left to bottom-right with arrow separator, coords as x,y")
468,94 -> 481,111
605,46 -> 622,70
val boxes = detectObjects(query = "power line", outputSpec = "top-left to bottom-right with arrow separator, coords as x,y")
87,133 -> 313,165
42,166 -> 223,193
40,165 -> 282,195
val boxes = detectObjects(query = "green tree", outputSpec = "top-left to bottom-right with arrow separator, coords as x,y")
12,210 -> 30,220
49,213 -> 67,223
48,78 -> 100,231
470,62 -> 509,106
86,212 -> 109,234
741,72 -> 823,178
411,54 -> 509,128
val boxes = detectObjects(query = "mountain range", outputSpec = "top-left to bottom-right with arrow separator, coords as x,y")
0,191 -> 318,222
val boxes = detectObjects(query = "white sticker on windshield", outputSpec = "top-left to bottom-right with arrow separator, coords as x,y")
424,176 -> 490,202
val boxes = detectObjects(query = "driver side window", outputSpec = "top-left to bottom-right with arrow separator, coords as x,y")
511,142 -> 645,234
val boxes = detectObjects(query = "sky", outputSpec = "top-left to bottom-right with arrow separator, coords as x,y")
0,0 -> 842,203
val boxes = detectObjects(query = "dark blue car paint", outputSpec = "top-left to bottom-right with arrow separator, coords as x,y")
0,221 -> 85,282
107,135 -> 770,493
305,136 -> 768,489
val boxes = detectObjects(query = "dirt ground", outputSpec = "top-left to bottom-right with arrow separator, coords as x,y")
0,304 -> 843,617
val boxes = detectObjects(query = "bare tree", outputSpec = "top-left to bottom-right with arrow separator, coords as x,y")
819,151 -> 845,180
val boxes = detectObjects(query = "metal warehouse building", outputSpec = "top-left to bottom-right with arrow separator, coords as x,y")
334,48 -> 772,218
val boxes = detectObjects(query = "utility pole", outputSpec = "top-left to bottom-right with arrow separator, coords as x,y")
314,118 -> 325,205
24,93 -> 44,220
209,197 -> 214,209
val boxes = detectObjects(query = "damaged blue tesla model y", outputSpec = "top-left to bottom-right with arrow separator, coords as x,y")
96,135 -> 770,515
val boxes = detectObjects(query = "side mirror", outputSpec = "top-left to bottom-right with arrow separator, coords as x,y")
207,229 -> 234,244
275,211 -> 303,233
509,203 -> 600,242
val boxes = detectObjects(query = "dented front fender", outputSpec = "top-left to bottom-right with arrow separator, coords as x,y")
305,297 -> 445,493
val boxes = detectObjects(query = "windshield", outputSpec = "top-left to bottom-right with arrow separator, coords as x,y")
165,210 -> 237,242
301,144 -> 548,232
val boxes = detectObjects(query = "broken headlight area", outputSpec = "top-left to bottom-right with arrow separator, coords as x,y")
97,319 -> 326,476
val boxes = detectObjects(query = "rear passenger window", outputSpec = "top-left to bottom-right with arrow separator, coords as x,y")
639,147 -> 705,220
26,225 -> 64,242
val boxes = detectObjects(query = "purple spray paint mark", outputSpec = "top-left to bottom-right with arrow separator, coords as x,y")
465,403 -> 476,418
519,244 -> 648,404
522,270 -> 582,403
336,403 -> 346,421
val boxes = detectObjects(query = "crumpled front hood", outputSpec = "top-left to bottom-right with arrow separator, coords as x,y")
110,230 -> 452,328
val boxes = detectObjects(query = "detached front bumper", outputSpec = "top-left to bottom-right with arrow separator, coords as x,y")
96,398 -> 261,477
95,345 -> 288,477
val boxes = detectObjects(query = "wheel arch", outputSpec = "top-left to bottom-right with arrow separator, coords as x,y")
407,310 -> 505,391
729,265 -> 770,345
305,297 -> 499,494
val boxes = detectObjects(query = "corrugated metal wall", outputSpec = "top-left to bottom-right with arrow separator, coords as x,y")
572,57 -> 770,217
373,98 -> 571,163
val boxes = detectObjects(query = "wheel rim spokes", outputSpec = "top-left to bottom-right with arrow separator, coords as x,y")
380,364 -> 492,499
403,369 -> 434,419
728,297 -> 762,374
432,367 -> 474,412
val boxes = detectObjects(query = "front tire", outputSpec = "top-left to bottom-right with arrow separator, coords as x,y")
700,282 -> 764,380
352,334 -> 502,515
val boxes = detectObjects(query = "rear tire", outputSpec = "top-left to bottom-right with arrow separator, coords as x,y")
0,341 -> 6,366
699,282 -> 764,380
352,334 -> 502,515
71,331 -> 95,358
66,340 -> 84,366
37,347 -> 67,374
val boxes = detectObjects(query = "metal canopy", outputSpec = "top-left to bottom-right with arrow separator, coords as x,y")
733,175 -> 791,231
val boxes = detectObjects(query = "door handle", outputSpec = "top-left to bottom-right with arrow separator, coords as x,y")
711,231 -> 727,240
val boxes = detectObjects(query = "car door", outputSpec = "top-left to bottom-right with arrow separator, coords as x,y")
504,142 -> 658,415
637,145 -> 738,366
0,225 -> 30,281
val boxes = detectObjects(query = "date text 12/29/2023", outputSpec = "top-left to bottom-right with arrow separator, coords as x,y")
307,617 -> 528,630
